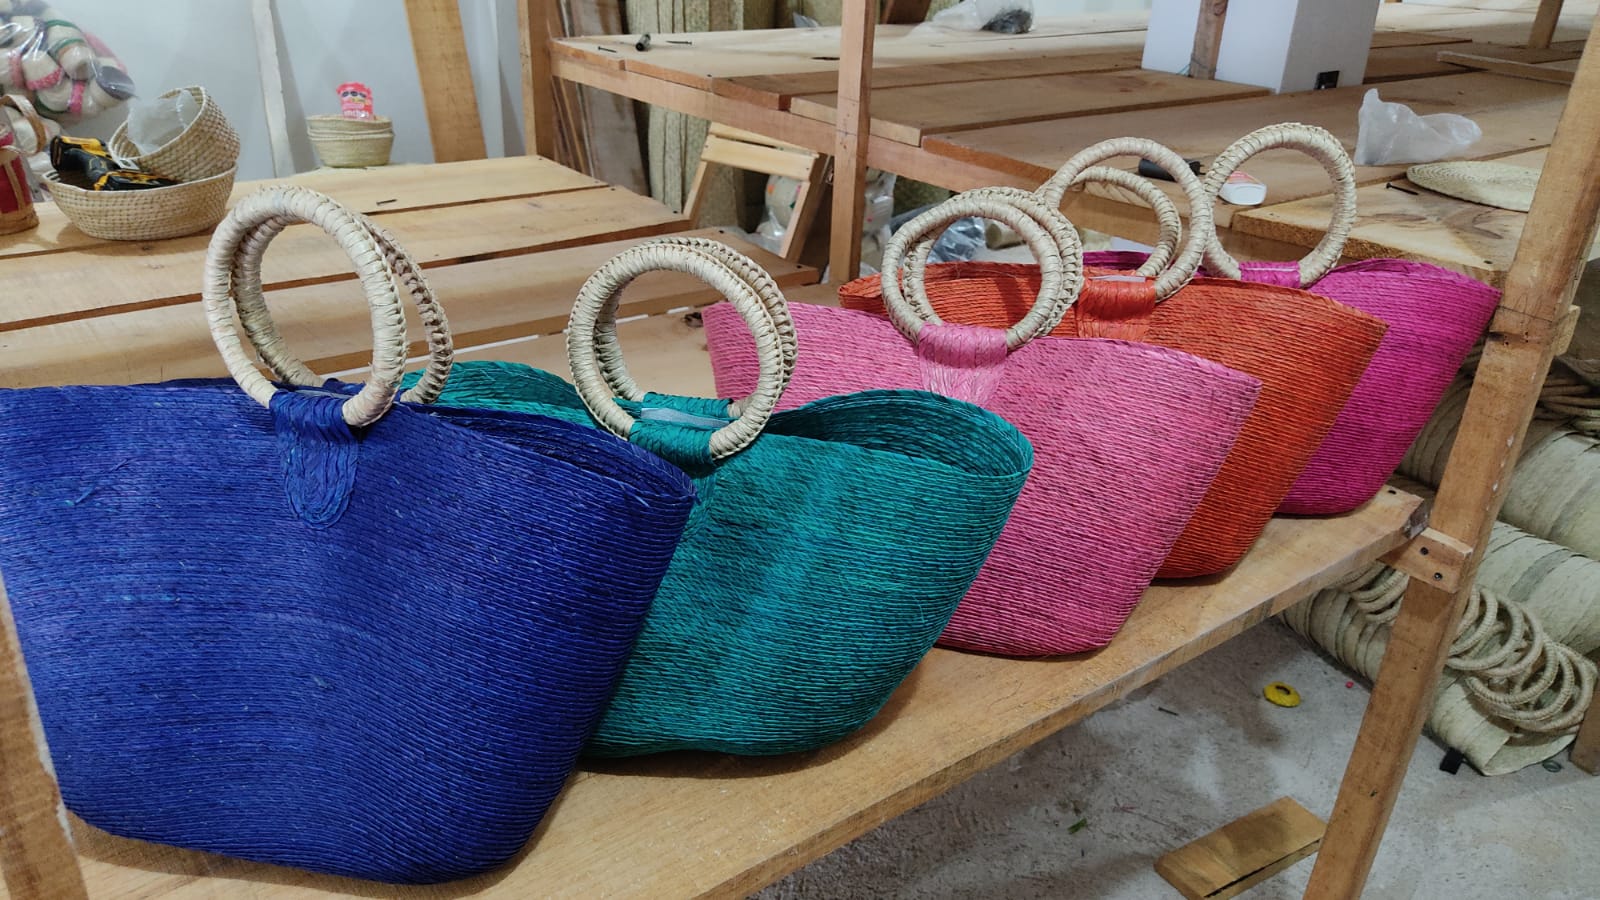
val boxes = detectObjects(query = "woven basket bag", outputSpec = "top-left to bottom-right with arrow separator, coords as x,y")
1198,124 -> 1501,515
840,138 -> 1389,577
0,187 -> 696,883
706,190 -> 1262,655
409,237 -> 1033,754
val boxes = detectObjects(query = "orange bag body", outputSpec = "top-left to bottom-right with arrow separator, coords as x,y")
841,261 -> 1388,577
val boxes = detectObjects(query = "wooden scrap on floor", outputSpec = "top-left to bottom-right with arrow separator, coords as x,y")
1155,797 -> 1326,900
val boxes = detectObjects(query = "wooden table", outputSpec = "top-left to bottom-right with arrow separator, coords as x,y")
0,158 -> 1430,898
546,0 -> 1593,286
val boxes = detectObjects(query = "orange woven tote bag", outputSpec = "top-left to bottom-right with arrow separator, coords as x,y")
843,137 -> 1388,576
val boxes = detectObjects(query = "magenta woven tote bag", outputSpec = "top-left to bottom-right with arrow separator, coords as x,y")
705,189 -> 1262,656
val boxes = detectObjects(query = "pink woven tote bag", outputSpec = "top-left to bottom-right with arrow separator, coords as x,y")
1199,124 -> 1501,514
704,189 -> 1262,656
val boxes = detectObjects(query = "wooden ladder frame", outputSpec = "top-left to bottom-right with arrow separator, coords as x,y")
686,124 -> 830,263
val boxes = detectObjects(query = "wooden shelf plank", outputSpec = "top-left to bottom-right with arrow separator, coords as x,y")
59,305 -> 1423,896
787,70 -> 1268,145
923,72 -> 1569,228
1,156 -> 604,262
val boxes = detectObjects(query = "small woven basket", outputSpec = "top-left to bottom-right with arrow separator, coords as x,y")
44,166 -> 235,241
307,115 -> 394,168
109,86 -> 240,182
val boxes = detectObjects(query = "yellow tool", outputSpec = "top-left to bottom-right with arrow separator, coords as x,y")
1263,682 -> 1302,708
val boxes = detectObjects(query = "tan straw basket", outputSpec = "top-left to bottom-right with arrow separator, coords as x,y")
110,86 -> 241,182
307,115 -> 394,168
1406,160 -> 1541,213
44,166 -> 235,241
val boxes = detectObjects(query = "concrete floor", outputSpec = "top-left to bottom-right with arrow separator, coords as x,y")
759,622 -> 1598,900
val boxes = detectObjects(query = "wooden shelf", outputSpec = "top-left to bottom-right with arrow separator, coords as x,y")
63,352 -> 1422,898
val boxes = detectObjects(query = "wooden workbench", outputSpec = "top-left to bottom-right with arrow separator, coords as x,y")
547,0 -> 1594,285
1,157 -> 1431,898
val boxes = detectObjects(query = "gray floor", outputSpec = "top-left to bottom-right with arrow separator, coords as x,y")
759,622 -> 1597,900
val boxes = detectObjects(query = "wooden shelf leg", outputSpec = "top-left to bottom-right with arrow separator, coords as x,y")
1529,0 -> 1565,49
829,0 -> 876,282
1306,33 -> 1600,899
519,0 -> 560,160
1571,690 -> 1600,774
0,574 -> 87,900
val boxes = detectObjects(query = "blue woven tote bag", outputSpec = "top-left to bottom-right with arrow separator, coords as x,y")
0,188 -> 696,884
410,238 -> 1034,756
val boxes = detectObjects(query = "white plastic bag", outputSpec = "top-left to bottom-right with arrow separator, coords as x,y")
1354,89 -> 1481,166
916,0 -> 1033,34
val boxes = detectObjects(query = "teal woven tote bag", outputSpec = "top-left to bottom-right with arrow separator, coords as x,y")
411,238 -> 1033,756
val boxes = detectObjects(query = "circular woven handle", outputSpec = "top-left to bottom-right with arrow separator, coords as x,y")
1035,137 -> 1210,300
1201,122 -> 1356,286
203,186 -> 414,427
0,94 -> 47,152
883,186 -> 1082,350
226,210 -> 453,405
1075,164 -> 1182,276
612,234 -> 796,408
568,240 -> 790,460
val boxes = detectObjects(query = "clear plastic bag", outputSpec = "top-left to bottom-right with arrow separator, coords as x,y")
917,0 -> 1034,34
0,2 -> 134,125
756,167 -> 896,277
1354,88 -> 1481,166
125,90 -> 199,156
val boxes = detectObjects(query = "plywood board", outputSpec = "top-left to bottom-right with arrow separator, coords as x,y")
1156,798 -> 1326,900
788,69 -> 1268,144
925,73 -> 1569,228
0,187 -> 685,332
66,486 -> 1421,900
2,157 -> 603,261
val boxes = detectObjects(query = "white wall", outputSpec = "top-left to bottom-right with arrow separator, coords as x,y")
66,0 -> 526,180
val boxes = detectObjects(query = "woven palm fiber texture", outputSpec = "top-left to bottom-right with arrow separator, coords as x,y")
0,384 -> 694,883
840,262 -> 1386,577
411,240 -> 1033,756
707,187 -> 1260,656
0,184 -> 699,884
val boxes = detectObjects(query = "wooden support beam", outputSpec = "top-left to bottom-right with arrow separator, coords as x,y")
404,0 -> 489,162
520,0 -> 559,160
1156,798 -> 1325,900
0,574 -> 87,900
882,0 -> 934,26
1190,0 -> 1230,80
831,0 -> 876,282
1380,527 -> 1474,595
250,0 -> 295,177
1308,33 -> 1600,900
1573,691 -> 1600,773
1530,0 -> 1566,49
1436,50 -> 1576,84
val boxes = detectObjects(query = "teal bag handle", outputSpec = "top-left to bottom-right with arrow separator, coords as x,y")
567,239 -> 795,463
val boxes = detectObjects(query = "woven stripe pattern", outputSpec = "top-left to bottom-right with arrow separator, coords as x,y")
839,262 -> 1387,577
0,186 -> 698,884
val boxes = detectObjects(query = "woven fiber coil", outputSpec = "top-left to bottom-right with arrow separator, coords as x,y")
109,85 -> 241,182
843,135 -> 1388,577
0,187 -> 695,883
1198,124 -> 1500,515
409,237 -> 1033,754
708,188 -> 1262,655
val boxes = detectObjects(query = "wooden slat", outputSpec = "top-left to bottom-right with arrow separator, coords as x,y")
1309,33 -> 1600,899
699,134 -> 819,180
1437,49 -> 1579,79
788,69 -> 1268,145
68,485 -> 1421,899
1530,0 -> 1568,46
1190,0 -> 1230,81
404,0 -> 489,162
1156,798 -> 1325,900
715,50 -> 1145,110
924,72 -> 1570,228
520,0 -> 560,160
1,156 -> 603,261
0,187 -> 684,333
831,0 -> 876,281
0,574 -> 88,900
563,0 -> 648,192
0,230 -> 812,390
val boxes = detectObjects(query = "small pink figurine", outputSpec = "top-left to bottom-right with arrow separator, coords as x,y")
338,82 -> 374,120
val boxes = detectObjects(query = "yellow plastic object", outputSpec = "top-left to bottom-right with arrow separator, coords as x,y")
1263,682 -> 1302,708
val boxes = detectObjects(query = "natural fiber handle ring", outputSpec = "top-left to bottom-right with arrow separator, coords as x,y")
1201,122 -> 1355,286
0,94 -> 47,152
884,187 -> 1082,350
227,211 -> 454,405
568,240 -> 789,460
203,186 -> 410,427
1035,136 -> 1211,301
606,234 -> 797,402
1073,165 -> 1182,276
